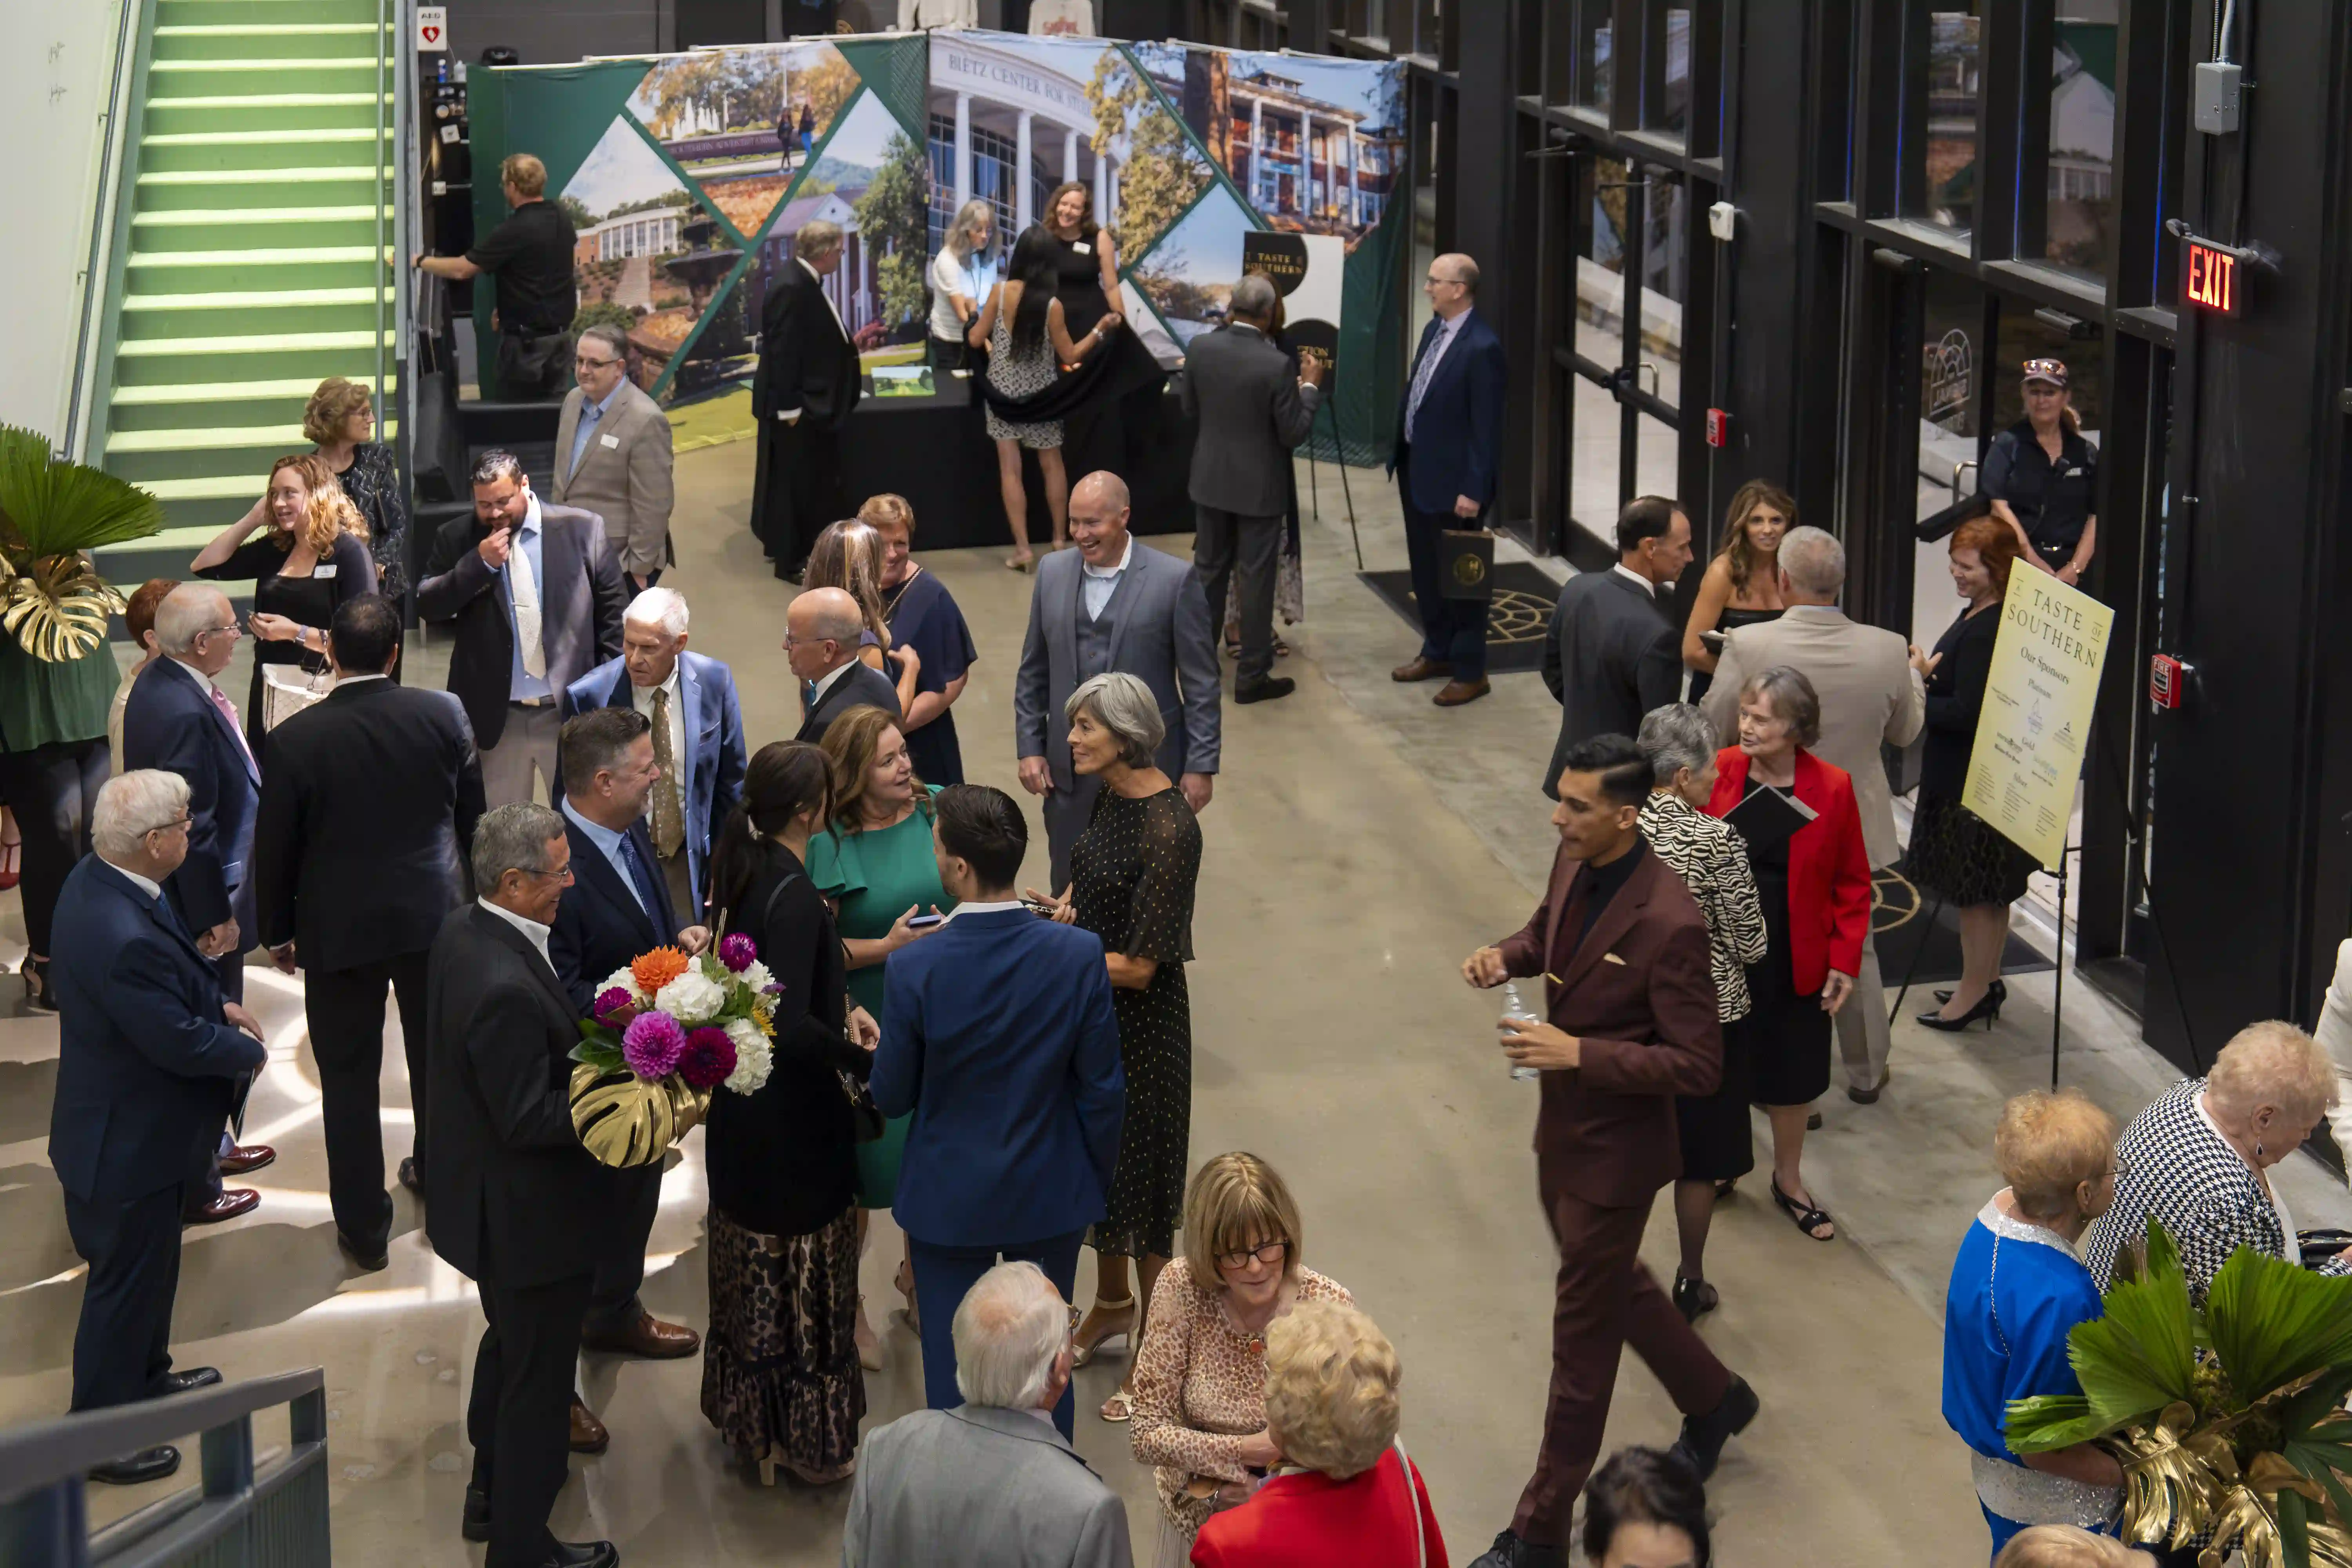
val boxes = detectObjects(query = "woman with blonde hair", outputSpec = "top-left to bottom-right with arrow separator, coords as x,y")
1190,1299 -> 1446,1567
1681,479 -> 1792,704
191,452 -> 372,748
1128,1153 -> 1352,1560
1993,1525 -> 2154,1568
803,517 -> 919,714
807,705 -> 950,1365
1944,1089 -> 2123,1555
862,493 -> 976,784
2082,1021 -> 2343,1299
928,197 -> 999,369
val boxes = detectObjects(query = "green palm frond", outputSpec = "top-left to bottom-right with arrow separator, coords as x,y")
2209,1247 -> 2352,1399
0,426 -> 165,559
2066,1216 -> 2199,1418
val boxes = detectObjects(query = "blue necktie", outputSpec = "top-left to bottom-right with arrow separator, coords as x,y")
156,894 -> 190,942
615,831 -> 660,920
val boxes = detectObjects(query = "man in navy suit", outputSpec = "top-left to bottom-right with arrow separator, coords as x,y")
560,586 -> 745,923
1388,252 -> 1508,708
121,583 -> 273,1222
48,769 -> 270,1485
546,707 -> 706,1435
874,784 -> 1123,1438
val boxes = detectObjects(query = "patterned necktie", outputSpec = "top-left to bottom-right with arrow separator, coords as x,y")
614,829 -> 661,918
209,684 -> 257,771
1404,319 -> 1445,443
508,524 -> 547,679
649,687 -> 685,858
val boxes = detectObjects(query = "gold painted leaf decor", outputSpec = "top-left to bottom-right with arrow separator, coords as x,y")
0,426 -> 162,661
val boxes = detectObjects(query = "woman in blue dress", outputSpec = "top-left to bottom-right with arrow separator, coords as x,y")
862,494 -> 976,785
1942,1089 -> 2125,1560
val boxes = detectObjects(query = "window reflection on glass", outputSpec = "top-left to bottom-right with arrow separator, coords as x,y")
1662,9 -> 1692,138
1921,5 -> 1982,235
1644,179 -> 1687,405
1580,157 -> 1631,368
2045,15 -> 2117,280
1580,0 -> 1613,112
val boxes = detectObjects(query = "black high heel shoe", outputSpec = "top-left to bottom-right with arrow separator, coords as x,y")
20,955 -> 54,1014
1932,978 -> 2007,1008
1672,1273 -> 1719,1323
1918,986 -> 2004,1031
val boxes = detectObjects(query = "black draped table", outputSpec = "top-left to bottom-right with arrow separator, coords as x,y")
834,374 -> 1197,549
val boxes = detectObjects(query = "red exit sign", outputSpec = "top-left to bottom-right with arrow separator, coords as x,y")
2183,238 -> 2244,317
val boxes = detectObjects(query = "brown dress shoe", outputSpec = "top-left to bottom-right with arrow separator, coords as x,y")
218,1143 -> 275,1176
568,1396 -> 610,1455
581,1310 -> 701,1359
183,1189 -> 260,1225
1432,678 -> 1491,707
1390,657 -> 1453,683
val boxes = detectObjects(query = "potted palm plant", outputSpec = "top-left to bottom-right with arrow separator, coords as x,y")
2005,1218 -> 2352,1568
0,426 -> 164,659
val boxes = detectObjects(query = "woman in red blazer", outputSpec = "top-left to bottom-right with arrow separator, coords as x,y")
1707,667 -> 1871,1246
1190,1300 -> 1447,1568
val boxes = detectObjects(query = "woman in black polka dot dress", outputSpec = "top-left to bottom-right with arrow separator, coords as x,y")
1031,672 -> 1205,1424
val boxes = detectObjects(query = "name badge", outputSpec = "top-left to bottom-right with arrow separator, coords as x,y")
599,432 -> 621,449
313,564 -> 337,580
2063,466 -> 2082,477
1072,241 -> 1091,255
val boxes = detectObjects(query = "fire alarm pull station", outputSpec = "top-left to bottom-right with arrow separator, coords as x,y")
2149,654 -> 2190,711
1705,408 -> 1730,448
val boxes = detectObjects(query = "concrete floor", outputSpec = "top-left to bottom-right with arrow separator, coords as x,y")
4,437 -> 2347,1566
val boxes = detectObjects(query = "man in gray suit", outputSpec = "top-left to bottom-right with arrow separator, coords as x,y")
1180,274 -> 1325,705
1539,496 -> 1693,799
1704,526 -> 1923,1102
843,1260 -> 1131,1568
1016,471 -> 1220,887
553,325 -> 675,593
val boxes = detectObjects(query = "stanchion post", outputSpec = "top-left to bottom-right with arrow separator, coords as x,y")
2051,845 -> 2073,1089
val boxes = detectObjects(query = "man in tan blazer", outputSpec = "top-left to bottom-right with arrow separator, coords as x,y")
1703,525 -> 1923,1103
553,324 -> 675,592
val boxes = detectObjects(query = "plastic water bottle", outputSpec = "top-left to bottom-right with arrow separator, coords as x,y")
1502,981 -> 1540,1081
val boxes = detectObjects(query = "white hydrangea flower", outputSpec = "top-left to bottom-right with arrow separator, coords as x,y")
722,1018 -> 772,1094
738,959 -> 775,995
655,967 -> 726,1025
600,967 -> 646,1004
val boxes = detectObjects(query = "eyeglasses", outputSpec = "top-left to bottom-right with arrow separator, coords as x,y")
198,623 -> 242,641
575,355 -> 619,369
1215,1240 -> 1290,1271
145,815 -> 193,837
520,864 -> 575,884
2021,358 -> 2067,386
1425,273 -> 1465,288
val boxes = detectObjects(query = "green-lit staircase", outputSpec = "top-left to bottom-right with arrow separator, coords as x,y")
88,0 -> 400,598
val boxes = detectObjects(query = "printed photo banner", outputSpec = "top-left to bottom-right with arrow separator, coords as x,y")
472,33 -> 1403,459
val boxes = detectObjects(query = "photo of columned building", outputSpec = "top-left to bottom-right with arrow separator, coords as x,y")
1215,69 -> 1387,230
926,33 -> 1123,254
746,189 -> 884,345
582,208 -> 685,263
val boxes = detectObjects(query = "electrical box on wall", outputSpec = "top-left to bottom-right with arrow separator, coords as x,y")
2193,60 -> 2241,134
1708,201 -> 1737,242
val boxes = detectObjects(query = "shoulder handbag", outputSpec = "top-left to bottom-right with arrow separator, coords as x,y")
1394,1437 -> 1426,1568
742,868 -> 886,1143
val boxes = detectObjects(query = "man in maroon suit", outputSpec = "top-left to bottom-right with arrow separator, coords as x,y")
1459,733 -> 1759,1568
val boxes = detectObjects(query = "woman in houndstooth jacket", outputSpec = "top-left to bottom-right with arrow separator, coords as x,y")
2080,1020 -> 2345,1300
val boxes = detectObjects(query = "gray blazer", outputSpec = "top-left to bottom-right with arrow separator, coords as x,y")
1178,322 -> 1317,517
1702,604 -> 1924,868
553,379 -> 675,582
1541,567 -> 1682,798
1015,539 -> 1221,791
841,1405 -> 1134,1568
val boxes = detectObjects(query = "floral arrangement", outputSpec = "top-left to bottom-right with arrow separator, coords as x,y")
564,935 -> 778,1168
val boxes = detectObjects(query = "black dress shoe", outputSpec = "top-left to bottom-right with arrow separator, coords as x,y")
338,1232 -> 390,1271
547,1541 -> 618,1568
1235,676 -> 1296,704
1670,1374 -> 1760,1480
460,1485 -> 491,1542
397,1157 -> 422,1193
1466,1530 -> 1567,1568
149,1366 -> 221,1397
89,1445 -> 180,1485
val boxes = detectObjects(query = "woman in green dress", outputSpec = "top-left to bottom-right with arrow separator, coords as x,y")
806,704 -> 951,1369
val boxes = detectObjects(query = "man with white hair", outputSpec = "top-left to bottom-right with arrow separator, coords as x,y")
553,324 -> 675,592
47,770 -> 269,1486
120,581 -> 273,1222
842,1261 -> 1133,1568
562,585 -> 745,919
1702,525 -> 1923,1103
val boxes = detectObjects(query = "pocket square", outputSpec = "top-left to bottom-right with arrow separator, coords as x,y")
1602,952 -> 1627,966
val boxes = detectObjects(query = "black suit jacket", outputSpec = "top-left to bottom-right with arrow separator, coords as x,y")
796,661 -> 902,745
121,659 -> 260,937
1179,322 -> 1315,517
548,814 -> 680,1014
422,904 -> 603,1287
253,679 -> 486,972
753,260 -> 861,431
1541,569 -> 1682,798
414,501 -> 628,750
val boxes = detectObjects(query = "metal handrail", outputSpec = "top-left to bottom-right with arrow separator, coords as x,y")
375,0 -> 388,414
0,1368 -> 324,1499
392,0 -> 419,617
64,0 -> 155,463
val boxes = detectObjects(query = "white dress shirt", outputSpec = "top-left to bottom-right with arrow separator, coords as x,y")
776,257 -> 850,423
807,658 -> 859,712
1080,536 -> 1134,621
1612,563 -> 1661,599
478,897 -> 555,973
103,856 -> 164,901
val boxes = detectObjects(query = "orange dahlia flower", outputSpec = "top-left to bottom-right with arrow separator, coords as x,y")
631,946 -> 691,996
